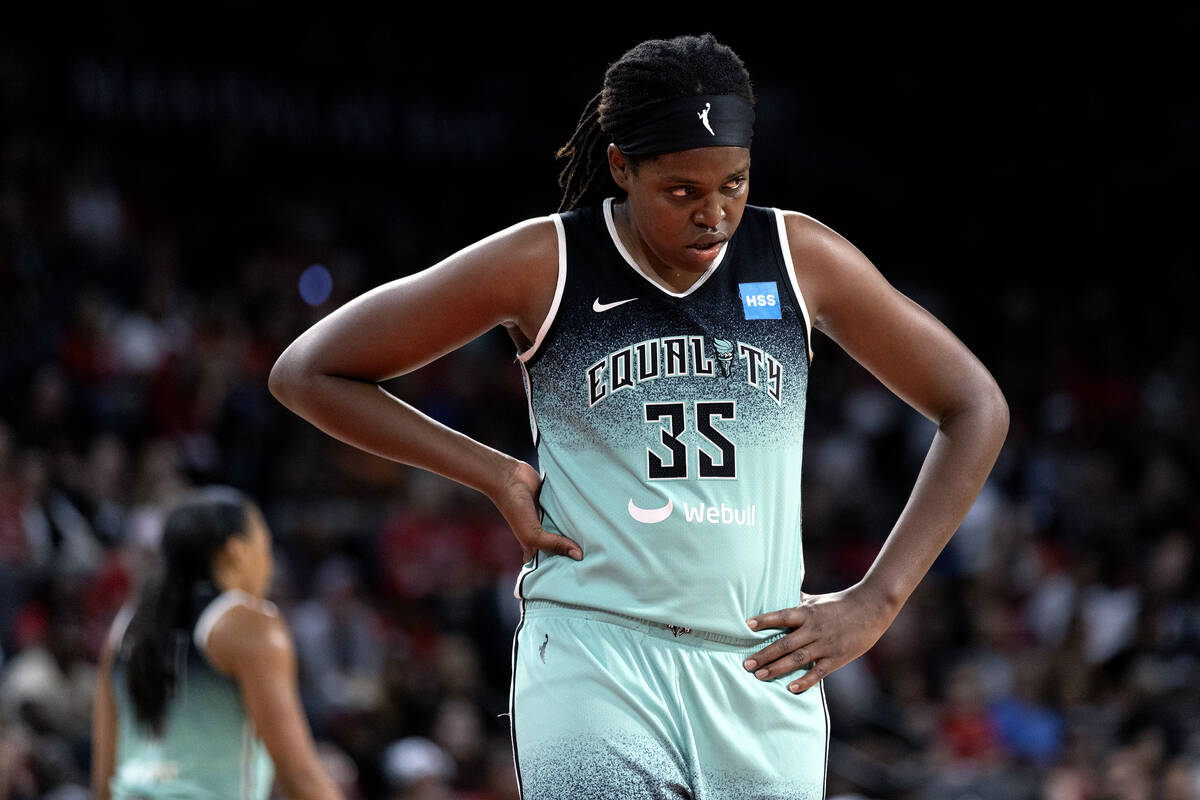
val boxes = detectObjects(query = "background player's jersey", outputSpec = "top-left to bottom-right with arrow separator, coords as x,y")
517,199 -> 812,640
109,590 -> 275,800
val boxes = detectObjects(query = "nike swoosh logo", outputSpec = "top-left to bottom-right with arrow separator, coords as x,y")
627,498 -> 673,524
593,297 -> 637,313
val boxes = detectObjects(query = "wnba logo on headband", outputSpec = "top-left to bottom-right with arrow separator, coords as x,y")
613,95 -> 755,157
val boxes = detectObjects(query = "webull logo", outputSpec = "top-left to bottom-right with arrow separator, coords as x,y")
682,502 -> 757,526
628,498 -> 757,526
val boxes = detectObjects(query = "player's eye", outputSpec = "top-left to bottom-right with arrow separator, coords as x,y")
670,187 -> 695,198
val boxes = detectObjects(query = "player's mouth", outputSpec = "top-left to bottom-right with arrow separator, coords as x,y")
687,234 -> 727,259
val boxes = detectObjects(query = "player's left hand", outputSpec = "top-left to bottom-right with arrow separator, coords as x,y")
742,583 -> 898,694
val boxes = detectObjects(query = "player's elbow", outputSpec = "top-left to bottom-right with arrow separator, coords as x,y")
937,368 -> 1009,454
269,341 -> 315,411
985,372 -> 1009,426
973,374 -> 1010,453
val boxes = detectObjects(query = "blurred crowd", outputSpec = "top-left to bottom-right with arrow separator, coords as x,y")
2,25 -> 1199,800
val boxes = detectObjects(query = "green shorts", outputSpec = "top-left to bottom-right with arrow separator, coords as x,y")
509,600 -> 829,799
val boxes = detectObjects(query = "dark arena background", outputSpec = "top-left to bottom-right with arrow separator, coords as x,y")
1,9 -> 1197,799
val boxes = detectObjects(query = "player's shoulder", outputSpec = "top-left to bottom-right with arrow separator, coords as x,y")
463,215 -> 559,267
201,591 -> 289,675
777,209 -> 842,248
775,209 -> 870,272
450,215 -> 560,302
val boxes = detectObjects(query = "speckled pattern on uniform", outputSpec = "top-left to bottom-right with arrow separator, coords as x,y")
516,201 -> 814,642
512,607 -> 828,799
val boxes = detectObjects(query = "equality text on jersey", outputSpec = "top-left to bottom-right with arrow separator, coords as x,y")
586,335 -> 783,408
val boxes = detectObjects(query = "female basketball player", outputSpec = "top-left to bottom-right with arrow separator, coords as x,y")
269,34 -> 1008,798
92,487 -> 343,799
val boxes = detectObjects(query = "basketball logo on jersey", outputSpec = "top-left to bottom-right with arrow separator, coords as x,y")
739,282 -> 782,320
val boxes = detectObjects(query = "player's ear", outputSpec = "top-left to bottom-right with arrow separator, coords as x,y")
212,536 -> 246,583
608,144 -> 632,191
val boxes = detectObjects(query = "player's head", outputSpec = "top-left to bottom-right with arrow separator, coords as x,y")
161,485 -> 273,598
125,486 -> 270,734
556,33 -> 756,213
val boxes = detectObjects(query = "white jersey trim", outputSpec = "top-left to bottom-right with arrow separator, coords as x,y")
516,214 -> 567,364
107,603 -> 135,650
772,208 -> 815,361
519,358 -> 538,445
193,589 -> 277,656
603,198 -> 726,298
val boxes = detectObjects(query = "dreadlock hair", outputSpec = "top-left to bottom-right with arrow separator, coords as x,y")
123,486 -> 254,735
555,34 -> 755,212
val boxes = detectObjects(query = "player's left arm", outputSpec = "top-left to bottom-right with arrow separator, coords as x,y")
91,620 -> 120,800
744,211 -> 1009,693
209,605 -> 345,800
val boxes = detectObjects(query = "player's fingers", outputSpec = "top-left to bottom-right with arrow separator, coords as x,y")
743,609 -> 812,670
525,528 -> 583,561
503,494 -> 544,533
786,657 -> 835,694
499,489 -> 579,562
743,625 -> 818,671
744,637 -> 819,681
745,604 -> 808,633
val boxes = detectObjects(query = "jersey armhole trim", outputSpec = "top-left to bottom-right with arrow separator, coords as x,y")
519,358 -> 539,446
107,603 -> 135,651
772,208 -> 815,361
516,214 -> 567,364
193,589 -> 277,656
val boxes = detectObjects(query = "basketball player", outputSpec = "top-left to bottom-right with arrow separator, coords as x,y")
91,487 -> 343,799
269,34 -> 1008,798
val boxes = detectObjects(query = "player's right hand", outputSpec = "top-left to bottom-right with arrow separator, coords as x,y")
495,460 -> 583,563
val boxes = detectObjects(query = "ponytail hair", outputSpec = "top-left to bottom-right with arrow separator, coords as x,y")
123,486 -> 253,735
555,33 -> 755,212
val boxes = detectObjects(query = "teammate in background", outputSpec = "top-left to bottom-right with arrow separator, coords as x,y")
269,34 -> 1008,798
92,486 -> 343,800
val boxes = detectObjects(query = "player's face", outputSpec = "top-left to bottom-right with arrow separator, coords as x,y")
608,145 -> 750,288
239,506 -> 274,598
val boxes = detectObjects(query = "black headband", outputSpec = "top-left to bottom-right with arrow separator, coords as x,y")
612,95 -> 755,158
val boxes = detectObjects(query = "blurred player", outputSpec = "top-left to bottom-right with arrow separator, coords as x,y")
92,486 -> 343,799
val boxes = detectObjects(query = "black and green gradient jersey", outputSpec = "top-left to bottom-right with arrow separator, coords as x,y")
516,198 -> 813,640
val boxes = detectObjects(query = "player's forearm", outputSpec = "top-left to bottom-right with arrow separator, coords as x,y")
277,763 -> 344,800
859,383 -> 1009,613
269,364 -> 517,499
90,655 -> 117,800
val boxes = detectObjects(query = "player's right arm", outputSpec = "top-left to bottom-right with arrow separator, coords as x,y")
268,218 -> 581,562
206,604 -> 343,800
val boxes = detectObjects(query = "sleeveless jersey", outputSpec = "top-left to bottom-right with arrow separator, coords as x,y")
516,198 -> 813,640
108,590 -> 275,800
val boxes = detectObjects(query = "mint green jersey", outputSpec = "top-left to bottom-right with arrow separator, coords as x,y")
516,200 -> 813,640
108,591 -> 275,799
